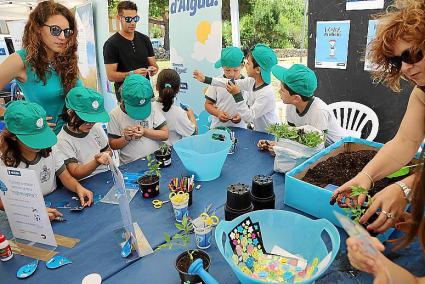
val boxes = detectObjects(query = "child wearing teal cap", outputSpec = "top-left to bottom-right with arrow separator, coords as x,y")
0,101 -> 93,220
204,46 -> 249,129
258,64 -> 347,150
108,74 -> 169,165
56,87 -> 112,180
194,43 -> 279,132
152,69 -> 197,145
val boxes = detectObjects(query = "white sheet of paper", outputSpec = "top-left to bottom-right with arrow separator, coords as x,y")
0,167 -> 56,247
271,245 -> 307,269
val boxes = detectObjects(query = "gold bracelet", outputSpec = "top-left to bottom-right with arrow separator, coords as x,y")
360,171 -> 374,189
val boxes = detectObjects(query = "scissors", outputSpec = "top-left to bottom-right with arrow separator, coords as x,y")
169,191 -> 189,203
199,212 -> 219,226
152,199 -> 170,209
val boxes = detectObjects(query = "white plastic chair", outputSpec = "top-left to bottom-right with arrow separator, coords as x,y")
328,101 -> 379,141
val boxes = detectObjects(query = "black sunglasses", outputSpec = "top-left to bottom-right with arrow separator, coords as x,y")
43,24 -> 73,38
387,48 -> 424,72
121,15 -> 140,23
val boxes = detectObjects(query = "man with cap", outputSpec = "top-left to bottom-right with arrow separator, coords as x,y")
107,74 -> 168,165
204,46 -> 249,129
194,43 -> 279,132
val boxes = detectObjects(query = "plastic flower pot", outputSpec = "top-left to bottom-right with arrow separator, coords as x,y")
225,183 -> 253,221
192,217 -> 213,249
137,175 -> 159,199
251,175 -> 274,199
250,193 -> 275,211
176,250 -> 210,284
171,199 -> 189,223
154,149 -> 172,168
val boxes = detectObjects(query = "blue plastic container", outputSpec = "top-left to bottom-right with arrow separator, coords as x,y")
174,129 -> 231,181
215,210 -> 340,284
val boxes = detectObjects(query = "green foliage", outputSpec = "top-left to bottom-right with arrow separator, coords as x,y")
155,216 -> 197,262
158,143 -> 171,155
150,25 -> 163,39
266,123 -> 324,148
344,186 -> 373,223
146,154 -> 161,177
149,0 -> 169,18
108,0 -> 120,17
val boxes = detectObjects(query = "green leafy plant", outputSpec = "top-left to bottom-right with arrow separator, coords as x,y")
266,123 -> 324,148
343,185 -> 373,223
158,143 -> 171,155
146,154 -> 161,178
155,215 -> 197,262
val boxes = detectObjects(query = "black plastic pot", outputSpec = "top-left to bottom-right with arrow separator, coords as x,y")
251,193 -> 275,210
251,175 -> 274,199
175,250 -> 210,284
225,203 -> 254,221
226,183 -> 251,211
137,175 -> 160,199
154,149 -> 172,168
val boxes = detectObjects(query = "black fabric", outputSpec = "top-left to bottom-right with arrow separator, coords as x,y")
103,31 -> 155,91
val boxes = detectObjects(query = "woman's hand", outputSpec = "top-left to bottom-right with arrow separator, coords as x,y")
76,185 -> 93,207
46,207 -> 63,221
330,173 -> 373,207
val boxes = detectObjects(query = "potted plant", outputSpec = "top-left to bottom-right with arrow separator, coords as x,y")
156,215 -> 211,284
154,143 -> 172,168
137,155 -> 161,199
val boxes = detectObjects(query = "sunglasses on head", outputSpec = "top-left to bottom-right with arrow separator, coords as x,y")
386,48 -> 424,71
121,15 -> 140,23
43,24 -> 73,39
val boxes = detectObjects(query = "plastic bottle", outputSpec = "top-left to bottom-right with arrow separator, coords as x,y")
0,233 -> 13,261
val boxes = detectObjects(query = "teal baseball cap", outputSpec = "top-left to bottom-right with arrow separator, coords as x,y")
4,101 -> 57,149
251,44 -> 278,84
214,46 -> 244,68
66,87 -> 110,123
272,64 -> 318,97
122,74 -> 153,120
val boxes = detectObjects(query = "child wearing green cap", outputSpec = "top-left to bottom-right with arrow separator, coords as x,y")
194,43 -> 279,132
108,74 -> 169,165
204,46 -> 249,129
56,87 -> 112,180
152,69 -> 197,145
258,64 -> 347,150
0,101 -> 93,220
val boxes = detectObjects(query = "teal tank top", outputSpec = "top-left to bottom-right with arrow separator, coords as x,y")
16,49 -> 83,134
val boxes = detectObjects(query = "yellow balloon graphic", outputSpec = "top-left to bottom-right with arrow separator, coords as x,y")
196,21 -> 211,45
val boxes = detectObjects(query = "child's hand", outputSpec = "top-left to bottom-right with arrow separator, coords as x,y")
257,140 -> 270,150
193,70 -> 205,82
147,66 -> 157,76
231,114 -> 241,124
218,111 -> 231,122
226,80 -> 240,95
46,207 -> 63,221
122,127 -> 134,141
76,185 -> 93,207
94,152 -> 111,165
134,68 -> 148,76
46,116 -> 57,130
133,125 -> 144,140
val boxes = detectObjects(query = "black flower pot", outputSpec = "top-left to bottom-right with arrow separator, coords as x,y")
226,183 -> 251,211
137,175 -> 160,199
175,250 -> 210,284
154,149 -> 172,168
225,203 -> 254,221
251,175 -> 274,199
251,193 -> 275,210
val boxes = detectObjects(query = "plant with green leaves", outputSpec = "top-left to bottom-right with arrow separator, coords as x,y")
343,185 -> 373,223
158,143 -> 171,155
266,123 -> 324,148
146,154 -> 161,178
155,215 -> 197,262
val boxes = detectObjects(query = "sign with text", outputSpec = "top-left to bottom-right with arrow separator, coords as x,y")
0,167 -> 56,247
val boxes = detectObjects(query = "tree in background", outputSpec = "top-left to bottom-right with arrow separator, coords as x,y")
149,0 -> 169,50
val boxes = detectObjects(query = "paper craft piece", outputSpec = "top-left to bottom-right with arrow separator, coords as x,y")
46,255 -> 72,269
16,260 -> 39,279
54,234 -> 80,248
9,240 -> 57,262
51,201 -> 71,209
315,20 -> 351,69
364,20 -> 380,71
346,0 -> 384,11
271,245 -> 307,270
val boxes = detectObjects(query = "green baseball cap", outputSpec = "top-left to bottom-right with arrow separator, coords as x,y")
65,87 -> 110,123
4,101 -> 57,149
271,64 -> 318,97
251,43 -> 278,84
122,74 -> 153,120
214,46 -> 244,68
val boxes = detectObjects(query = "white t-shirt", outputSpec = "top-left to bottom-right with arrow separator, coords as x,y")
286,97 -> 348,146
211,77 -> 279,132
205,76 -> 250,129
56,124 -> 109,179
107,105 -> 167,165
152,101 -> 195,145
0,148 -> 65,196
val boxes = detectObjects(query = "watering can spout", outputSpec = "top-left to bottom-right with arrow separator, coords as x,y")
188,259 -> 219,284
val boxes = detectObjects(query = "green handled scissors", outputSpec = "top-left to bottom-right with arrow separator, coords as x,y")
152,199 -> 170,209
200,212 -> 219,226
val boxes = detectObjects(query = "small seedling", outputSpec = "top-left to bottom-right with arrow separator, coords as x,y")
146,154 -> 161,178
266,123 -> 324,148
343,185 -> 373,223
158,143 -> 171,155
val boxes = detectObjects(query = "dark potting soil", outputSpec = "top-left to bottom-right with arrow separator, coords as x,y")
302,150 -> 406,196
176,250 -> 209,273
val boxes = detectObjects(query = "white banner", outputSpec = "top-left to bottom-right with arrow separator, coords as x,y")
6,20 -> 26,51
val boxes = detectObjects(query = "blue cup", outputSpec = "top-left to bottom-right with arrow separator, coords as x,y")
172,200 -> 189,223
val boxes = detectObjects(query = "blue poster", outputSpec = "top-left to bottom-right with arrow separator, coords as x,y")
364,19 -> 379,71
315,20 -> 351,70
169,0 -> 222,115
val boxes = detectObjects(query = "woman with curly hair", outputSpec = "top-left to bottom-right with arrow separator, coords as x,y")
0,0 -> 82,134
331,0 -> 425,282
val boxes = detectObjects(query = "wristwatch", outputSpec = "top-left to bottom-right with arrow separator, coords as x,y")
395,181 -> 412,202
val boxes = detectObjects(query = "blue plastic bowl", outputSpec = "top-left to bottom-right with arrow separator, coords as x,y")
174,129 -> 231,181
215,210 -> 340,284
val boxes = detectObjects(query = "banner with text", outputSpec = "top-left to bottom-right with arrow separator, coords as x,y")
169,0 -> 222,115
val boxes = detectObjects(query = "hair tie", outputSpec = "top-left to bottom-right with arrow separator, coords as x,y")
164,83 -> 172,88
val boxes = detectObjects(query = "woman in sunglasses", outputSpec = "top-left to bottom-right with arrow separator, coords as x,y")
331,1 -> 425,283
0,0 -> 81,135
